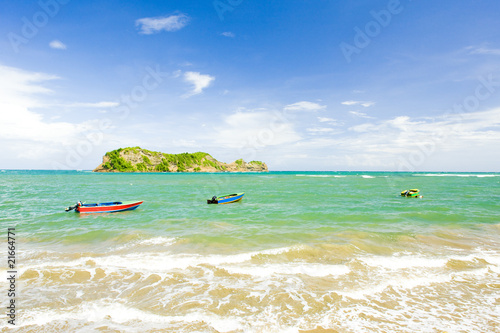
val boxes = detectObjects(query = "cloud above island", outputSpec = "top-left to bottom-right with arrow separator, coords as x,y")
214,109 -> 301,150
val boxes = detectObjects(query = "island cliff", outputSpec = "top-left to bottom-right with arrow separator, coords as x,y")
93,147 -> 268,173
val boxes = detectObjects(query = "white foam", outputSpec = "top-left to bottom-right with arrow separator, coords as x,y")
139,236 -> 177,246
361,175 -> 375,178
10,248 -> 500,333
360,255 -> 446,269
93,246 -> 299,272
223,263 -> 350,278
18,246 -> 302,277
360,251 -> 500,271
111,236 -> 177,251
338,271 -> 455,300
17,301 -> 243,332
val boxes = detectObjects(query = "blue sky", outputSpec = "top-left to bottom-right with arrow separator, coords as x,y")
1,0 -> 500,171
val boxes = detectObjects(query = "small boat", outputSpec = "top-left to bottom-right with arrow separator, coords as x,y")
65,200 -> 144,213
207,192 -> 245,204
401,189 -> 422,198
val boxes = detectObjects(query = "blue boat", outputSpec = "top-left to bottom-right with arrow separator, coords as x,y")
207,192 -> 245,204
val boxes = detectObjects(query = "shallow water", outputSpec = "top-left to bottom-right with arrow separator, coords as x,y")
1,171 -> 499,332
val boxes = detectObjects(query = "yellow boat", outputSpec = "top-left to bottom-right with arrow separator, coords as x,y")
401,189 -> 422,198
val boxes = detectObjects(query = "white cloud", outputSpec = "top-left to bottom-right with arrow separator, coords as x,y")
49,40 -> 67,50
466,45 -> 500,56
172,69 -> 182,78
135,13 -> 189,34
182,71 -> 215,97
171,139 -> 198,148
318,117 -> 336,123
0,68 -> 88,145
345,109 -> 500,160
285,108 -> 500,170
317,117 -> 343,126
221,32 -> 235,38
0,65 -> 114,168
307,127 -> 337,134
214,110 -> 301,149
360,101 -> 375,107
65,101 -> 119,108
349,111 -> 375,119
284,101 -> 326,111
342,100 -> 375,107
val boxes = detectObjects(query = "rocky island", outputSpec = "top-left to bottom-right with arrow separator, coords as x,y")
93,147 -> 268,173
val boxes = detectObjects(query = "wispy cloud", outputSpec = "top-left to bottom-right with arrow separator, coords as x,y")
290,108 -> 500,170
341,100 -> 375,107
136,13 -> 190,34
349,111 -> 375,119
64,101 -> 119,108
317,117 -> 343,126
465,45 -> 500,56
360,101 -> 375,107
221,31 -> 235,38
284,101 -> 326,111
49,40 -> 66,50
318,117 -> 336,123
0,65 -> 104,164
183,71 -> 215,97
307,127 -> 338,134
215,110 -> 301,148
346,110 -> 500,156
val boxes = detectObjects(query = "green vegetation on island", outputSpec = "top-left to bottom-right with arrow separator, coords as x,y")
93,147 -> 268,173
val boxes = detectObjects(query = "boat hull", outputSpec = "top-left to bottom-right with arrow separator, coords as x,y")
76,201 -> 144,213
401,189 -> 422,198
207,193 -> 245,204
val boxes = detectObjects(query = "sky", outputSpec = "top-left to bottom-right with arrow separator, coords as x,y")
1,0 -> 500,171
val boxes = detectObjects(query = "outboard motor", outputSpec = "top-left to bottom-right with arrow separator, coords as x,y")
207,196 -> 218,204
65,201 -> 83,212
65,203 -> 78,212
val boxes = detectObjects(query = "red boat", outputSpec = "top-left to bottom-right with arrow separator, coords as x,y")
66,201 -> 143,213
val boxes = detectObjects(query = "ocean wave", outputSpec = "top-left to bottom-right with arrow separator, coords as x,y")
222,262 -> 350,278
15,302 -> 243,332
112,236 -> 178,251
15,258 -> 499,333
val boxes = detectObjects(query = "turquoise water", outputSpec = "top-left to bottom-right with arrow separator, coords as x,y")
1,171 -> 499,332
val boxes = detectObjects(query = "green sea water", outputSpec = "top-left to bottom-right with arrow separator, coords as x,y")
1,171 -> 499,332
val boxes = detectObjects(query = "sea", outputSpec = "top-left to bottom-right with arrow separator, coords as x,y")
0,170 -> 499,332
